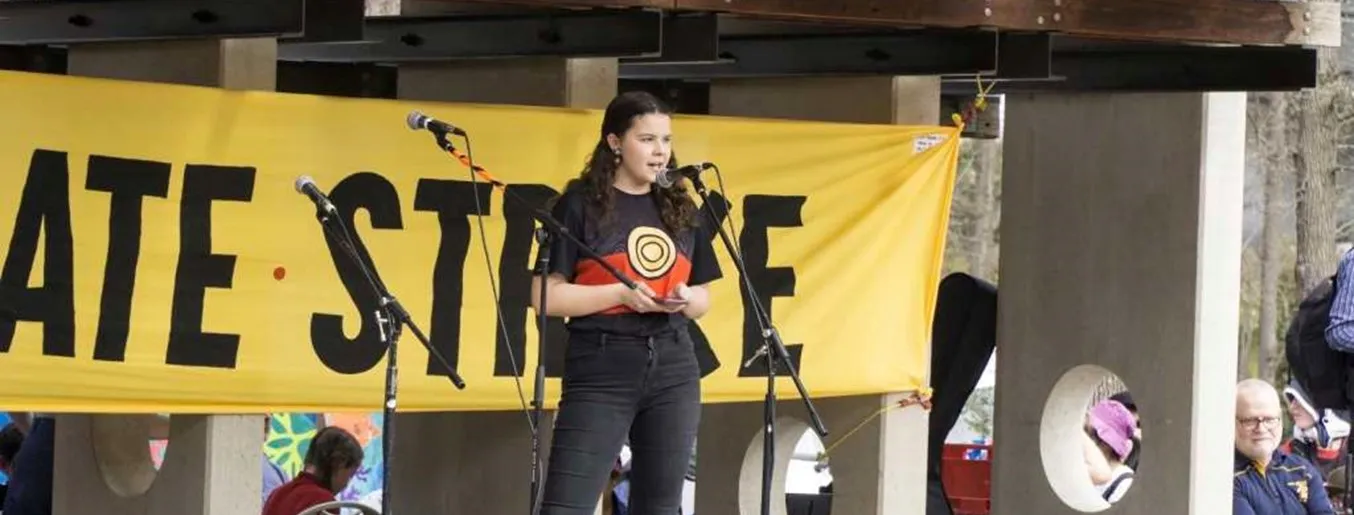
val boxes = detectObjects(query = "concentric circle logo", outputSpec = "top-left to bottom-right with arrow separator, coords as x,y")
627,226 -> 676,279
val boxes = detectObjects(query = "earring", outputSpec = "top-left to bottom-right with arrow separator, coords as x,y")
613,148 -> 621,166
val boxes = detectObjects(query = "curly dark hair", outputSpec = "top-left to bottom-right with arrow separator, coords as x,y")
562,91 -> 697,235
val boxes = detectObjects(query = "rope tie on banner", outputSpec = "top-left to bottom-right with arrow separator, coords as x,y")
813,387 -> 933,470
950,75 -> 997,133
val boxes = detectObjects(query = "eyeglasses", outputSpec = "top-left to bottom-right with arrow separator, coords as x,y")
1237,416 -> 1282,430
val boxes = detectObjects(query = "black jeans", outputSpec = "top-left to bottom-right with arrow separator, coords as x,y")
540,330 -> 701,514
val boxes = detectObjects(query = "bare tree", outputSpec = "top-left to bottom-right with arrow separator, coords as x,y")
970,139 -> 1002,280
1257,93 -> 1289,383
365,0 -> 399,15
1292,48 -> 1347,292
943,138 -> 1003,281
962,386 -> 995,439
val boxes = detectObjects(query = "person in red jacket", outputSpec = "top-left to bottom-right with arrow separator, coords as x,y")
262,426 -> 364,515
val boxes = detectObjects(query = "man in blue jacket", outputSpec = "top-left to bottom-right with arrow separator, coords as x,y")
1235,379 -> 1336,515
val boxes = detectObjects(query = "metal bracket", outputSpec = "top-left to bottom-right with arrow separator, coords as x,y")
0,45 -> 66,73
285,0 -> 365,43
619,30 -> 998,79
279,9 -> 663,62
940,93 -> 1002,139
278,61 -> 398,98
0,0 -> 305,45
943,42 -> 1318,93
995,32 -> 1052,79
623,12 -> 719,64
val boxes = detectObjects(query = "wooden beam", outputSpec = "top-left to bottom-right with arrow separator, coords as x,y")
669,0 -> 1338,46
1054,0 -> 1339,47
418,0 -> 672,9
438,0 -> 1339,46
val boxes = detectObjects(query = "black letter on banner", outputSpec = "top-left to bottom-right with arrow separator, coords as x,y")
0,150 -> 76,357
738,195 -> 806,377
166,165 -> 255,368
310,172 -> 402,374
413,179 -> 491,377
86,156 -> 171,362
496,184 -> 568,378
686,191 -> 731,377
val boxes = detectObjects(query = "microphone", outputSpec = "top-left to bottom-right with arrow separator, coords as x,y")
406,110 -> 466,136
656,162 -> 714,188
295,175 -> 336,214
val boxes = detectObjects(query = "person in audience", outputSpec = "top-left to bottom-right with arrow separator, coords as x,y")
1108,391 -> 1142,470
0,423 -> 23,504
262,426 -> 363,515
1327,467 -> 1348,514
1083,400 -> 1136,503
1282,381 -> 1350,479
1325,249 -> 1354,352
0,423 -> 22,476
1234,378 -> 1335,514
2,413 -> 52,515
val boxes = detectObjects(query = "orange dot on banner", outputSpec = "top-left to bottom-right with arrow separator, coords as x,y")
273,267 -> 286,281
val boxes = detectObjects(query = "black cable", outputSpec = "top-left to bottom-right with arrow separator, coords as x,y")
460,133 -> 538,437
710,164 -> 743,257
456,133 -> 546,515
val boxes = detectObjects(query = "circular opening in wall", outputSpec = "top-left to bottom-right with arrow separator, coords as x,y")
1041,365 -> 1141,512
739,416 -> 812,515
93,414 -> 165,497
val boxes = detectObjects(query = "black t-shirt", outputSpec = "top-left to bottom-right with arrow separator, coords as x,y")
533,186 -> 723,336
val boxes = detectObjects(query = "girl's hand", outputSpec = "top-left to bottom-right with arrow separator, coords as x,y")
657,283 -> 693,313
618,283 -> 664,313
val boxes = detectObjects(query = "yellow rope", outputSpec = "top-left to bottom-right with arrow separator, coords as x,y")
816,387 -> 934,463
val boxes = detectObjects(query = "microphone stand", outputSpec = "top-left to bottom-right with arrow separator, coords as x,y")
419,130 -> 647,515
308,201 -> 468,515
530,227 -> 551,515
685,170 -> 828,515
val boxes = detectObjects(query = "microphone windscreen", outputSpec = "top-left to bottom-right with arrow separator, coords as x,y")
294,175 -> 316,193
406,111 -> 426,131
655,169 -> 675,189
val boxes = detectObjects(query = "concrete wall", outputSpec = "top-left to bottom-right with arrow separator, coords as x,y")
992,92 -> 1244,513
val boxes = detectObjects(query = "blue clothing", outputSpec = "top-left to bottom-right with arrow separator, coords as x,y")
1234,450 -> 1335,515
262,457 -> 288,505
1325,250 -> 1354,351
2,417 -> 53,515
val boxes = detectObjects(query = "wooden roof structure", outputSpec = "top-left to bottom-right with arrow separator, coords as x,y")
471,0 -> 1340,46
0,0 -> 1337,126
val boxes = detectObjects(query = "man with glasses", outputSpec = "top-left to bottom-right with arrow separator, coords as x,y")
1234,378 -> 1336,514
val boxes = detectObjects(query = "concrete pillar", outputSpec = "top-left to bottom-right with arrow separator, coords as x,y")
66,38 -> 277,90
698,76 -> 941,515
992,92 -> 1244,513
55,415 -> 262,514
389,56 -> 618,515
398,58 -> 618,109
53,38 -> 277,515
709,76 -> 940,125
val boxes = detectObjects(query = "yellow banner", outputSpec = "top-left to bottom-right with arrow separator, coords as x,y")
0,70 -> 958,413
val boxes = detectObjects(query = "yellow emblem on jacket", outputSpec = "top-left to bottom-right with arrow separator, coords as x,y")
1288,479 -> 1310,503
